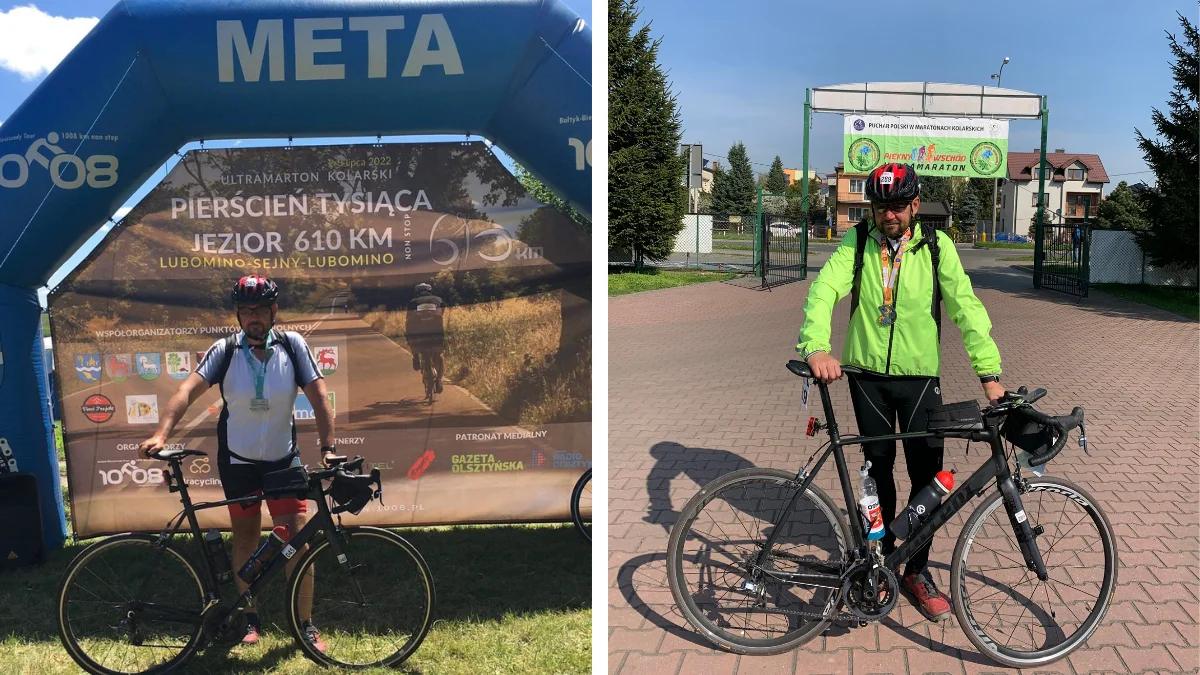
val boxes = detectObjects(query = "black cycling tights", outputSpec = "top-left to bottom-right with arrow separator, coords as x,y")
846,371 -> 944,576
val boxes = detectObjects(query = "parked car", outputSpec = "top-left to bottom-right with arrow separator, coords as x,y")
993,232 -> 1031,243
768,222 -> 799,238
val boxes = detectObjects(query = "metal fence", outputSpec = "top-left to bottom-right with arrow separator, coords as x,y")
759,191 -> 808,287
1089,229 -> 1198,287
1036,222 -> 1090,297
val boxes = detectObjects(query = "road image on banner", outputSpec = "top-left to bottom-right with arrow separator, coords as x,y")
844,115 -> 1009,178
50,142 -> 591,537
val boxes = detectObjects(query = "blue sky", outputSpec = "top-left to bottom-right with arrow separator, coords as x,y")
0,0 -> 591,303
633,0 -> 1189,190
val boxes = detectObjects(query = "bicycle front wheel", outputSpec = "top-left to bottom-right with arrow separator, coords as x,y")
951,476 -> 1118,668
666,468 -> 851,656
57,534 -> 206,675
571,469 -> 592,542
287,526 -> 435,669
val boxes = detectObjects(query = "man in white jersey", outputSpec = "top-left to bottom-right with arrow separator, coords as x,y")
138,274 -> 335,650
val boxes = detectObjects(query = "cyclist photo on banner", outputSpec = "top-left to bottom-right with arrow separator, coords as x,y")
137,274 -> 335,651
796,162 -> 1006,621
407,281 -> 447,403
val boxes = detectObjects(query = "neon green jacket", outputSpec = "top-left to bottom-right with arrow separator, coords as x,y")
797,221 -> 1002,377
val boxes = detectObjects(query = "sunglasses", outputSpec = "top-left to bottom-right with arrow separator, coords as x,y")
874,201 -> 913,215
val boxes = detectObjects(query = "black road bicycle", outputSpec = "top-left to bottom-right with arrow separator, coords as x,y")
571,469 -> 592,542
666,361 -> 1117,669
417,347 -> 439,404
57,450 -> 436,674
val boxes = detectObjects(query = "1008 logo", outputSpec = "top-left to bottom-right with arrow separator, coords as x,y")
0,133 -> 118,189
97,461 -> 164,486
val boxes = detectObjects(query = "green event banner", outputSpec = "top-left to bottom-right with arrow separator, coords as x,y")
843,115 -> 1009,178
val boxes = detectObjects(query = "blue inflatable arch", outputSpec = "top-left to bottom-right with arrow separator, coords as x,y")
0,0 -> 591,549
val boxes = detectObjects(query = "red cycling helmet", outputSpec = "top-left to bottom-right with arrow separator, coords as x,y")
865,163 -> 921,203
231,274 -> 279,307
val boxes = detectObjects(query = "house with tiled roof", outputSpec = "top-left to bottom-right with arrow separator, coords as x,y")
997,149 -> 1109,235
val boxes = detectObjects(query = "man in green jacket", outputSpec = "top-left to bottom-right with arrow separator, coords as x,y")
797,162 -> 1005,621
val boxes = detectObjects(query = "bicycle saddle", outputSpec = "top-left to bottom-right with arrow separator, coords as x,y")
153,448 -> 207,461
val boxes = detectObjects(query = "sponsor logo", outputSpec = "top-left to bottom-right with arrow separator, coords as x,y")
126,395 -> 160,424
568,137 -> 592,171
189,457 -> 212,474
847,138 -> 881,173
75,354 -> 102,382
97,460 -> 165,486
313,346 -> 339,375
531,450 -> 547,468
552,451 -> 590,469
184,477 -> 223,487
335,437 -> 365,445
0,133 -> 119,190
105,354 -> 133,382
369,462 -> 394,471
969,142 -> 1003,176
853,118 -> 865,131
135,353 -> 161,380
294,391 -> 336,419
450,453 -> 524,473
216,14 -> 464,84
81,394 -> 115,423
408,450 -> 435,480
166,351 -> 192,379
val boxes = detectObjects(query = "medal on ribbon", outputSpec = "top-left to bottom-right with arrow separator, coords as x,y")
877,229 -> 910,327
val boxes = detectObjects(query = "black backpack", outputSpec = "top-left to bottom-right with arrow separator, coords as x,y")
208,329 -> 307,390
848,218 -> 943,340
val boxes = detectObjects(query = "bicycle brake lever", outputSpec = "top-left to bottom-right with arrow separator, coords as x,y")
1078,424 -> 1089,455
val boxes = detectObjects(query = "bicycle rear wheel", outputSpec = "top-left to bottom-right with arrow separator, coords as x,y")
951,476 -> 1118,668
288,526 -> 435,669
57,534 -> 206,675
666,468 -> 851,655
571,469 -> 592,542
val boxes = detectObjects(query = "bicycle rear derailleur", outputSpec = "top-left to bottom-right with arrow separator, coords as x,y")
841,561 -> 898,622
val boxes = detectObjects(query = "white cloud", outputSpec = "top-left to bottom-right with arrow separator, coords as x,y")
0,6 -> 99,80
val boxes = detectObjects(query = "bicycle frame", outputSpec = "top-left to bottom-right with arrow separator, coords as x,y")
752,373 -> 1050,589
136,459 -> 360,626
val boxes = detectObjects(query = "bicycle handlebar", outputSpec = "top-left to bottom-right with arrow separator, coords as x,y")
1023,406 -> 1085,467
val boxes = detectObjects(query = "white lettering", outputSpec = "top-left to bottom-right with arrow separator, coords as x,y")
295,17 -> 345,81
402,14 -> 463,77
216,19 -> 285,83
348,16 -> 406,78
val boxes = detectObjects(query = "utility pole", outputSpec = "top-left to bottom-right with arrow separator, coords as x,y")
989,57 -> 1009,241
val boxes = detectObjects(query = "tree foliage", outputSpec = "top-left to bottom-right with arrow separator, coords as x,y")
608,0 -> 688,263
1096,181 -> 1149,230
712,141 -> 756,217
765,156 -> 788,194
1134,12 -> 1198,270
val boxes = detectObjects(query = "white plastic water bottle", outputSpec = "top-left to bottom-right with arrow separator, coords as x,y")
858,463 -> 885,541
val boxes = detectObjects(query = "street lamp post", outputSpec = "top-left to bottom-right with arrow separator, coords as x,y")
989,57 -> 1009,242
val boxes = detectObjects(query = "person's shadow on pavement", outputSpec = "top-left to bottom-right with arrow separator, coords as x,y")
643,441 -> 757,532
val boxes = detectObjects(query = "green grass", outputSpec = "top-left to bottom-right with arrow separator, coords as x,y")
0,524 -> 590,674
609,269 -> 737,295
975,241 -> 1035,249
712,242 -> 756,251
997,255 -> 1035,261
41,312 -> 51,338
1093,283 -> 1199,320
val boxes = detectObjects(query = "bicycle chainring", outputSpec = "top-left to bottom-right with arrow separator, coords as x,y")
841,562 -> 898,621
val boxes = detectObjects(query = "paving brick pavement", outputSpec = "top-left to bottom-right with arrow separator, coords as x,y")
609,259 -> 1199,675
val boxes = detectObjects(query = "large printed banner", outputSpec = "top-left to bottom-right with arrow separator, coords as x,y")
51,143 -> 591,537
843,115 -> 1008,178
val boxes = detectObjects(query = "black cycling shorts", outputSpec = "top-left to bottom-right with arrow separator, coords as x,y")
217,452 -> 307,518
